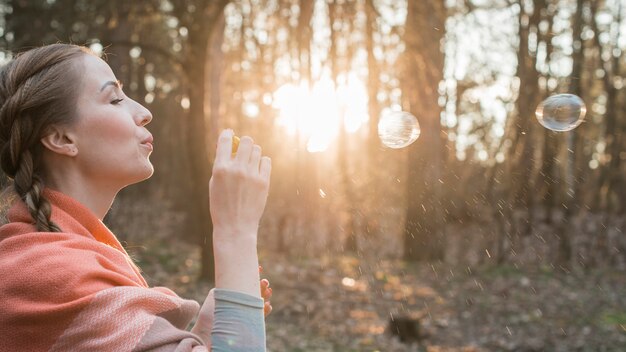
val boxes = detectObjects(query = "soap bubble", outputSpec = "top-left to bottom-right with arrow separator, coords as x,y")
378,111 -> 421,149
535,94 -> 586,132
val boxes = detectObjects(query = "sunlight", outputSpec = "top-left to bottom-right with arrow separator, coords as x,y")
272,72 -> 369,153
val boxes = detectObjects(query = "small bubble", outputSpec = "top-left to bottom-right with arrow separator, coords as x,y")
377,111 -> 420,148
535,94 -> 586,132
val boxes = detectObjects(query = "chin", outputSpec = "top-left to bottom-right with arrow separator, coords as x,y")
128,164 -> 155,186
140,164 -> 155,181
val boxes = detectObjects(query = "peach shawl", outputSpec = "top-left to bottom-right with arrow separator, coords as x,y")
0,189 -> 207,351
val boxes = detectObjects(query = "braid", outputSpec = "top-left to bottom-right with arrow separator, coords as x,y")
0,43 -> 93,232
12,150 -> 60,232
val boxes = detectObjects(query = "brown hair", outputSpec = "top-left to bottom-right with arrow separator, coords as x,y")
0,43 -> 92,232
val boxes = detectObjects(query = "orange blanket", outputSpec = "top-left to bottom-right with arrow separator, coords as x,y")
0,189 -> 207,351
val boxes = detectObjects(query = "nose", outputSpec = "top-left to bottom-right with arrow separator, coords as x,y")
134,100 -> 153,126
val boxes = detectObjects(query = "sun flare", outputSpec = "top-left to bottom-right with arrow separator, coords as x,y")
272,72 -> 369,152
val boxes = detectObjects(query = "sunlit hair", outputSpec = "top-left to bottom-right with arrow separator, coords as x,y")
0,43 -> 93,232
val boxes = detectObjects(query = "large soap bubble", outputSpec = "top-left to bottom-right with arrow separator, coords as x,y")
535,94 -> 586,132
377,111 -> 421,149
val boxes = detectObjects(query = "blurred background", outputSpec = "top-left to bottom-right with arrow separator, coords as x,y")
1,0 -> 625,350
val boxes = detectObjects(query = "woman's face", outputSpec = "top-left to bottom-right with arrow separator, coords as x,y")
71,54 -> 154,190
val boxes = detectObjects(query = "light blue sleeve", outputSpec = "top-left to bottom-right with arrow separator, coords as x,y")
211,289 -> 266,352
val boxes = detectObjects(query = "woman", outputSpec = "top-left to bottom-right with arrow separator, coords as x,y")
0,43 -> 272,351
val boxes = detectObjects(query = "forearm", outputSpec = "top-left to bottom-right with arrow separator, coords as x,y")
213,229 -> 261,298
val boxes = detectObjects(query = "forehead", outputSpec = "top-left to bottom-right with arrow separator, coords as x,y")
80,55 -> 117,92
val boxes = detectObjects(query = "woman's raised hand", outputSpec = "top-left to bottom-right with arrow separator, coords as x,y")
209,129 -> 271,298
209,129 -> 271,241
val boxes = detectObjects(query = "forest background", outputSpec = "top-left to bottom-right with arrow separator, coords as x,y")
1,0 -> 625,350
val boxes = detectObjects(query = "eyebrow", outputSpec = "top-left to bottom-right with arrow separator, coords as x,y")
99,80 -> 123,92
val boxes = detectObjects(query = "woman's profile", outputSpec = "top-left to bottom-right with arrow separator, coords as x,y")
0,43 -> 272,351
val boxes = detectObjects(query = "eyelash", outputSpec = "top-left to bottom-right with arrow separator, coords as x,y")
111,98 -> 124,105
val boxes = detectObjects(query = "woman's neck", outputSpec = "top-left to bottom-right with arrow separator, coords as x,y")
43,171 -> 118,220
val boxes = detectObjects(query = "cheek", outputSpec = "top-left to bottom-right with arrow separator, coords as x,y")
88,115 -> 136,145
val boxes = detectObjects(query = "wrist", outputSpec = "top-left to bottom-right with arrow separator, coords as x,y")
213,233 -> 258,250
211,227 -> 261,298
214,250 -> 261,297
213,223 -> 259,236
212,226 -> 258,246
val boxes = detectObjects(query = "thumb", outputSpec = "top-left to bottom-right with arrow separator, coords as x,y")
192,289 -> 216,346
201,289 -> 216,326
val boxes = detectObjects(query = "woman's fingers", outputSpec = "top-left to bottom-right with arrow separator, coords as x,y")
260,279 -> 271,297
260,278 -> 272,317
249,145 -> 262,172
217,132 -> 267,177
234,136 -> 254,163
264,287 -> 272,300
215,130 -> 234,164
260,156 -> 271,181
264,301 -> 272,317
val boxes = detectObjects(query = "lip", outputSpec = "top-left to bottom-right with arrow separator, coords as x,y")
141,134 -> 154,151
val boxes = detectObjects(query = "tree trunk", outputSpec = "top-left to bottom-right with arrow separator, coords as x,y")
556,0 -> 585,267
199,8 -> 227,282
177,0 -> 230,282
511,0 -> 543,238
365,0 -> 381,158
538,5 -> 557,224
590,0 -> 621,213
402,0 -> 446,261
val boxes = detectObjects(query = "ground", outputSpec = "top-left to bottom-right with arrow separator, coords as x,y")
132,239 -> 626,352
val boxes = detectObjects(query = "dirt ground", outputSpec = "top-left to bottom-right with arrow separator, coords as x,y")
134,241 -> 626,352
261,255 -> 625,351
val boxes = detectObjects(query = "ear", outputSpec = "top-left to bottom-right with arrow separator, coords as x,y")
40,126 -> 78,157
